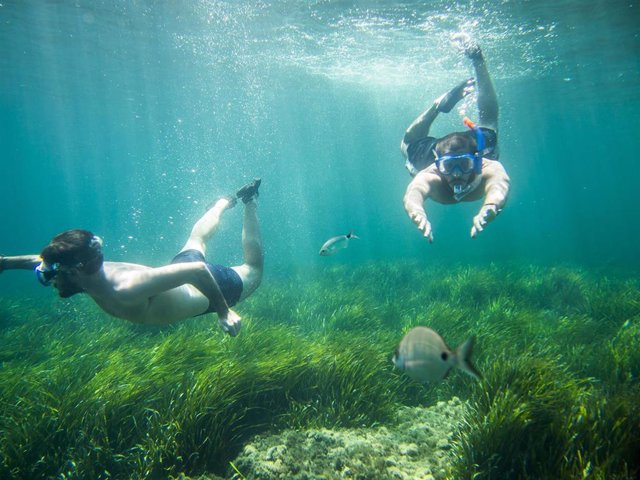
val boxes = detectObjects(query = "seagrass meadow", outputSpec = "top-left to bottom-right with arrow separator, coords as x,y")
1,262 -> 639,479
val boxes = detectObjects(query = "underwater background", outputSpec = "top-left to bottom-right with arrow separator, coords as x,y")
1,1 -> 639,479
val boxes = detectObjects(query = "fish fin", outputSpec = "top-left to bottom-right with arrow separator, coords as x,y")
455,336 -> 482,380
346,231 -> 360,240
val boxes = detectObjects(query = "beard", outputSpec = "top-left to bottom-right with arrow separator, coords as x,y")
54,273 -> 84,298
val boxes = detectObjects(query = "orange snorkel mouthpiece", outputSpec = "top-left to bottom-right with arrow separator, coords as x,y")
463,117 -> 476,130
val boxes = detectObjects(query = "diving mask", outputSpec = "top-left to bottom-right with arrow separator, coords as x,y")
35,261 -> 60,286
434,152 -> 479,176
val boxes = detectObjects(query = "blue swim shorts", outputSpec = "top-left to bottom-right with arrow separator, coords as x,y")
170,249 -> 243,309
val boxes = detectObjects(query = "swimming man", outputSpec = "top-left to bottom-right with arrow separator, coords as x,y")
401,34 -> 510,242
0,179 -> 263,336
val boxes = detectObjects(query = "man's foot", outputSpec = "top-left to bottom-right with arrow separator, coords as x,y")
452,33 -> 483,61
236,178 -> 261,204
437,77 -> 475,113
205,194 -> 237,211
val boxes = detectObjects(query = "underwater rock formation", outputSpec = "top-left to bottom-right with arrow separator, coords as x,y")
230,397 -> 465,479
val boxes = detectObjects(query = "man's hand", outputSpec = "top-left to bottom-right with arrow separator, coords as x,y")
471,204 -> 498,238
411,212 -> 434,243
218,309 -> 241,337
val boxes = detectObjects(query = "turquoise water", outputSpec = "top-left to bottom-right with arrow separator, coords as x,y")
1,3 -> 640,478
1,0 -> 638,295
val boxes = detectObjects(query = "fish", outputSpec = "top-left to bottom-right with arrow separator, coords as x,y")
392,326 -> 481,384
319,231 -> 359,256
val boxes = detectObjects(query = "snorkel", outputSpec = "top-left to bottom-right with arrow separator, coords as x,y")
463,117 -> 485,174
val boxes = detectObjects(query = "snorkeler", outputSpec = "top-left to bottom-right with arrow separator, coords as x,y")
0,179 -> 263,337
401,34 -> 510,242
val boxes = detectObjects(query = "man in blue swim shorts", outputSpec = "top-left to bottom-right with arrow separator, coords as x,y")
0,179 -> 263,337
401,34 -> 510,242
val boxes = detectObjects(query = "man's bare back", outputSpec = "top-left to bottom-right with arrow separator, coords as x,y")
84,262 -> 211,325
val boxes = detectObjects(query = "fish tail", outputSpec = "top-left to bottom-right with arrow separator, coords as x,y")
455,336 -> 482,380
347,231 -> 360,240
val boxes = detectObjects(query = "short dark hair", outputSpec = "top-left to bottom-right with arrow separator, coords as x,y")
435,132 -> 477,156
40,229 -> 104,274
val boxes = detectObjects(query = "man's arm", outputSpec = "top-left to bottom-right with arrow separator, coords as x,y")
116,262 -> 239,335
471,161 -> 510,238
403,171 -> 436,242
0,255 -> 41,273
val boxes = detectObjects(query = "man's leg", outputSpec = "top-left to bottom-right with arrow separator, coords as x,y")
468,46 -> 498,131
180,196 -> 236,255
473,55 -> 498,131
231,199 -> 263,302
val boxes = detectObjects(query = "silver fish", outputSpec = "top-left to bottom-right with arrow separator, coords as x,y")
392,326 -> 481,384
319,232 -> 359,256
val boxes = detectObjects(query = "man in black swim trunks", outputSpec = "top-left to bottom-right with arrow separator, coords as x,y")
0,179 -> 263,337
401,34 -> 510,242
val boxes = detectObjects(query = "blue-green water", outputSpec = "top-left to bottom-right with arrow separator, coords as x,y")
1,0 -> 638,296
1,2 -> 640,478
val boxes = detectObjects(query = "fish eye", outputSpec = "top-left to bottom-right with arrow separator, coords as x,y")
440,352 -> 448,361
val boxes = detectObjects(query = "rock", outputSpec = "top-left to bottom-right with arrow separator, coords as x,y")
230,397 -> 467,479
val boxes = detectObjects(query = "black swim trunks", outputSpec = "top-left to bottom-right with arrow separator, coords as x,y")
406,136 -> 439,175
170,249 -> 243,309
406,127 -> 498,176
